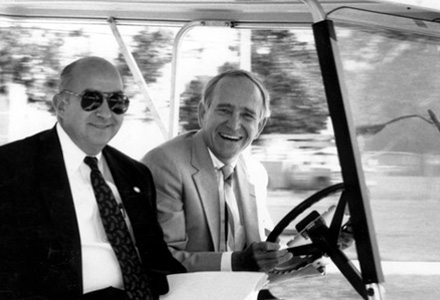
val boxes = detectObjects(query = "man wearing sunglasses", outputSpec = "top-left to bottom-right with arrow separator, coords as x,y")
0,56 -> 185,300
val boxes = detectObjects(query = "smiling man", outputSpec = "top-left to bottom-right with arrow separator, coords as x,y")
0,56 -> 185,300
141,69 -> 292,273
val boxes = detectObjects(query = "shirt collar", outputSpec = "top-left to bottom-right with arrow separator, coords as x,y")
56,123 -> 102,175
207,148 -> 238,170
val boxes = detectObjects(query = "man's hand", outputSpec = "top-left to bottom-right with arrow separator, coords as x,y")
338,219 -> 354,250
231,242 -> 293,272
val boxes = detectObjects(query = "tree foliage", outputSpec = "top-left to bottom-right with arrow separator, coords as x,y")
252,30 -> 328,134
0,26 -> 64,95
335,24 -> 440,154
116,28 -> 174,84
179,76 -> 208,131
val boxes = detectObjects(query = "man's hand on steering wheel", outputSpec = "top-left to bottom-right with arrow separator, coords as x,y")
338,219 -> 354,250
231,242 -> 293,272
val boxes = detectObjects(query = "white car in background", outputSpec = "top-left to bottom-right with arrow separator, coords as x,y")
253,136 -> 341,190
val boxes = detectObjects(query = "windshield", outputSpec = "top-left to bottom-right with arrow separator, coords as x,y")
330,8 -> 440,300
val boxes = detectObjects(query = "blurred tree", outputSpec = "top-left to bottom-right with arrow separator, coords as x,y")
115,28 -> 174,120
0,25 -> 65,102
337,25 -> 440,127
0,26 -> 24,93
252,30 -> 328,134
179,76 -> 209,131
335,24 -> 440,154
116,28 -> 174,84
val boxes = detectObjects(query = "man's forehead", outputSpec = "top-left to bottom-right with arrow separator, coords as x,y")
215,77 -> 263,102
60,57 -> 122,91
67,70 -> 122,93
216,102 -> 257,112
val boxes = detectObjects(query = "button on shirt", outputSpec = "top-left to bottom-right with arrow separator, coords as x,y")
56,124 -> 129,293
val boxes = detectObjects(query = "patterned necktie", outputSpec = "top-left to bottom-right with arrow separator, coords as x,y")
84,156 -> 156,300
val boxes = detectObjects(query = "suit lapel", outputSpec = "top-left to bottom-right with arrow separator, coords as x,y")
190,132 -> 222,251
103,148 -> 131,198
102,147 -> 152,231
102,148 -> 142,220
235,156 -> 261,244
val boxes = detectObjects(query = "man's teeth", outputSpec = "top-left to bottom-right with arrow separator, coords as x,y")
220,133 -> 240,141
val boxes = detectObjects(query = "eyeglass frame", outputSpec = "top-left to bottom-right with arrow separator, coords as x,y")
61,89 -> 130,115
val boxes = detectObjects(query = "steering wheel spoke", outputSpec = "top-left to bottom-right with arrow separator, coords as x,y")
306,226 -> 366,299
266,183 -> 368,300
328,190 -> 349,241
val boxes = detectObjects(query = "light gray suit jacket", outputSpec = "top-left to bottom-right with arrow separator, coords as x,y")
141,130 -> 270,272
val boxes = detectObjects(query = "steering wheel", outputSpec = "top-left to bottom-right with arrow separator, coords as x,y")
266,183 -> 369,300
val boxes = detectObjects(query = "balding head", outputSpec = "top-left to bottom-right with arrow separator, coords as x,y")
59,56 -> 123,94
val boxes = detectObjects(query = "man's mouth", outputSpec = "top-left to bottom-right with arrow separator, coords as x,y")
219,132 -> 241,141
90,123 -> 112,129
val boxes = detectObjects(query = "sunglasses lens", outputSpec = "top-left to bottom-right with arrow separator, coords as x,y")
80,90 -> 129,114
108,93 -> 129,115
81,91 -> 103,111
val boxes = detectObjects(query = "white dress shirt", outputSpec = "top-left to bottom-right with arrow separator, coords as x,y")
207,149 -> 273,271
56,124 -> 126,293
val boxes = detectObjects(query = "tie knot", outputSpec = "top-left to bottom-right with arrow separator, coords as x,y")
84,156 -> 99,171
221,164 -> 234,181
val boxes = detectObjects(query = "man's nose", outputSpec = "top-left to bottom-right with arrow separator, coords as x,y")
95,99 -> 112,118
226,112 -> 241,129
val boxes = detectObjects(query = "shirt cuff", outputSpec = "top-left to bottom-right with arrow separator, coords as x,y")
220,251 -> 233,271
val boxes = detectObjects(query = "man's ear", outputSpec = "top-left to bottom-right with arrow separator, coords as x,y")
255,117 -> 268,139
197,102 -> 206,128
52,93 -> 66,115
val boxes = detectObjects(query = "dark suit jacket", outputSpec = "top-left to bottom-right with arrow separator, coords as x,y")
0,127 -> 186,300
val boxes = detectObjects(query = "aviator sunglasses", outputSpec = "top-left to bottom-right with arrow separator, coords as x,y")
62,89 -> 130,115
